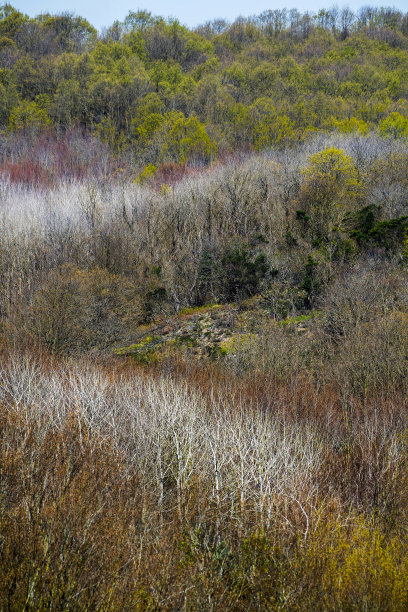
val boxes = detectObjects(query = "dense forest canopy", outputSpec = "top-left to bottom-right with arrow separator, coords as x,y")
1,3 -> 408,165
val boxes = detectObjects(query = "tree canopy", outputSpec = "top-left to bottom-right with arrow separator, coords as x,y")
0,4 -> 408,163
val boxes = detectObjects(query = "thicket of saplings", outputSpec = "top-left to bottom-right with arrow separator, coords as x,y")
2,132 -> 408,609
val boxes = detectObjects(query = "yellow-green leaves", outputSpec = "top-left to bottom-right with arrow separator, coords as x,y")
9,100 -> 51,132
134,163 -> 157,184
299,147 -> 361,243
330,116 -> 369,135
379,112 -> 408,139
132,108 -> 217,164
161,115 -> 217,164
304,147 -> 359,194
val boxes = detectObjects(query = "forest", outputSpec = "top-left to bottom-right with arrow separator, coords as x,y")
1,3 -> 408,610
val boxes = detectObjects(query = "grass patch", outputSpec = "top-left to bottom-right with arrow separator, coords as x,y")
179,304 -> 222,316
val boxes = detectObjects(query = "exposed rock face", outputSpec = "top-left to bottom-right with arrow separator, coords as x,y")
114,299 -> 316,364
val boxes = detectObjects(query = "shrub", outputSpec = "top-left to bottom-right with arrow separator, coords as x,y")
220,246 -> 269,301
23,265 -> 144,353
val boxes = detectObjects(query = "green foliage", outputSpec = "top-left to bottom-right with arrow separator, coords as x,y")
143,285 -> 167,321
196,249 -> 220,305
40,13 -> 97,52
330,115 -> 370,135
304,147 -> 359,190
368,216 -> 408,250
302,517 -> 408,610
51,78 -> 84,125
0,4 -> 28,38
160,114 -> 217,164
302,255 -> 320,304
132,91 -> 164,121
0,77 -> 17,123
296,209 -> 311,224
348,205 -> 408,252
0,34 -> 14,48
180,304 -> 221,315
349,204 -> 382,244
135,163 -> 156,184
8,100 -> 51,132
114,334 -> 163,363
133,112 -> 164,143
299,147 -> 361,242
195,243 -> 270,305
220,246 -> 269,301
403,228 -> 408,263
379,112 -> 408,138
124,9 -> 157,32
1,5 -> 408,160
248,98 -> 296,149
